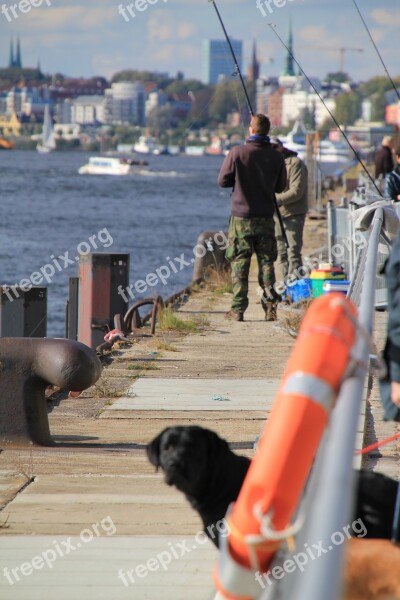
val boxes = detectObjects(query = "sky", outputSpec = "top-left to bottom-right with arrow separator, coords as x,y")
0,0 -> 399,83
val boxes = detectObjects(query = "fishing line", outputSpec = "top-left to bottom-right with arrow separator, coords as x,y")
209,0 -> 254,116
208,0 -> 290,247
352,0 -> 400,102
267,23 -> 382,197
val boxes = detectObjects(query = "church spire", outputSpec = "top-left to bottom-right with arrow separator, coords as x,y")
247,39 -> 260,82
282,16 -> 295,77
9,38 -> 14,68
15,36 -> 22,68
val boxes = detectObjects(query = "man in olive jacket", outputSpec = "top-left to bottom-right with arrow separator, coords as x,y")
218,114 -> 287,322
270,138 -> 308,283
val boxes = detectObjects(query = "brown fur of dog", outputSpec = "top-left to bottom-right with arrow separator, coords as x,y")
343,538 -> 400,600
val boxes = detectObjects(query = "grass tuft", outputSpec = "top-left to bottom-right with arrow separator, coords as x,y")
279,298 -> 313,338
157,308 -> 201,333
203,265 -> 232,295
127,361 -> 159,371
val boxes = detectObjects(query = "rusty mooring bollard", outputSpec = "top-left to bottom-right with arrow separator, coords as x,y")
0,338 -> 102,447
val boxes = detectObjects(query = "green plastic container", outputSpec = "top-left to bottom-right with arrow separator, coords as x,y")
310,268 -> 346,298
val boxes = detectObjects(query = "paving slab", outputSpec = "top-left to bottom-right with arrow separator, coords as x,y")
0,536 -> 218,600
107,378 -> 279,411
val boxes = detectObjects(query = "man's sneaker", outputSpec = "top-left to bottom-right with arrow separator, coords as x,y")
262,301 -> 277,322
225,309 -> 244,322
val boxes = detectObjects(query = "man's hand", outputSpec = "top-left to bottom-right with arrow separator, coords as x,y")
391,381 -> 400,406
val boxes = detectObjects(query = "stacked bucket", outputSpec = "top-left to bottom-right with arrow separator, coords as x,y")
283,263 -> 349,303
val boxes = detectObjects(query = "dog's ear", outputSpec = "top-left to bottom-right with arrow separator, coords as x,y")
201,428 -> 230,459
146,430 -> 166,470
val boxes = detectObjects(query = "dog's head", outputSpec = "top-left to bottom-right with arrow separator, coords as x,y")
146,425 -> 229,496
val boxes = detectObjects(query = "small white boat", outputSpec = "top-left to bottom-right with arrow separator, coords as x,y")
133,136 -> 158,154
280,120 -> 353,164
37,105 -> 56,154
78,156 -> 148,176
185,145 -> 205,156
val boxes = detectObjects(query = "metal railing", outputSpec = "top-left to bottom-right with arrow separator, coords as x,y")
261,205 -> 388,600
328,198 -> 400,307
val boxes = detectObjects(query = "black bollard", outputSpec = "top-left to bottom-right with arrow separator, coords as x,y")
0,338 -> 102,447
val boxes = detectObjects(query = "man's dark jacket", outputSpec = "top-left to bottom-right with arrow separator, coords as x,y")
375,145 -> 394,179
384,166 -> 400,201
218,137 -> 287,218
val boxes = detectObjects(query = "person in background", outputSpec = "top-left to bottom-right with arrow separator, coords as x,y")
379,229 -> 400,422
270,137 -> 308,283
375,136 -> 394,181
384,147 -> 400,202
217,114 -> 287,322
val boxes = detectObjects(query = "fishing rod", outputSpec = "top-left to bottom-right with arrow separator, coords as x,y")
268,23 -> 383,197
352,0 -> 400,102
208,0 -> 289,249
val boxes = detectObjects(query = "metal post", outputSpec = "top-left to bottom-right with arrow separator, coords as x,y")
78,253 -> 129,350
0,287 -> 47,337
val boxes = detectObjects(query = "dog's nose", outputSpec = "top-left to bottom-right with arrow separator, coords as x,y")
166,457 -> 179,470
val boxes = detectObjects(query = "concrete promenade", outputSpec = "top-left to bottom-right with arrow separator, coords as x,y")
0,221 -> 399,599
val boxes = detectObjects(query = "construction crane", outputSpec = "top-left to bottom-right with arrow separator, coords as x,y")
338,47 -> 364,72
303,45 -> 364,73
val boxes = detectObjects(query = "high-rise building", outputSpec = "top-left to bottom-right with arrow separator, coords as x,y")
202,39 -> 243,85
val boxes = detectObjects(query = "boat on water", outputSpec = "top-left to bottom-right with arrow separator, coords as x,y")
37,105 -> 56,154
78,156 -> 148,176
279,120 -> 353,164
0,138 -> 14,150
185,145 -> 206,156
133,136 -> 158,154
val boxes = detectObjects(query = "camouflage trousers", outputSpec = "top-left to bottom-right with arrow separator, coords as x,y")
225,216 -> 277,313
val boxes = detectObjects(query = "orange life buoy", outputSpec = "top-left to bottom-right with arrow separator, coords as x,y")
215,293 -> 358,599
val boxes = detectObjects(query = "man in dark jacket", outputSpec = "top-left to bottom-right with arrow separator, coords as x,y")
375,136 -> 394,181
384,147 -> 400,202
218,114 -> 287,321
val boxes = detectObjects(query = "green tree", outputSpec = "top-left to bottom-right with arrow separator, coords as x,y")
325,72 -> 351,83
164,79 -> 207,96
370,91 -> 388,121
208,81 -> 244,124
111,70 -> 172,87
334,91 -> 361,125
186,87 -> 214,128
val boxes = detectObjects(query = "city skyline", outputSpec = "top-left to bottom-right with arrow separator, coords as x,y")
0,0 -> 398,83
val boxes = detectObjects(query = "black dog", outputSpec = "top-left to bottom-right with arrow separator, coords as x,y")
146,425 -> 250,547
147,425 -> 398,547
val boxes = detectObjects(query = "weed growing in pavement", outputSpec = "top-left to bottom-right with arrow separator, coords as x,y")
157,308 -> 201,333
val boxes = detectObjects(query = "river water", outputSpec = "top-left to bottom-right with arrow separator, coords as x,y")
0,151 -> 230,337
